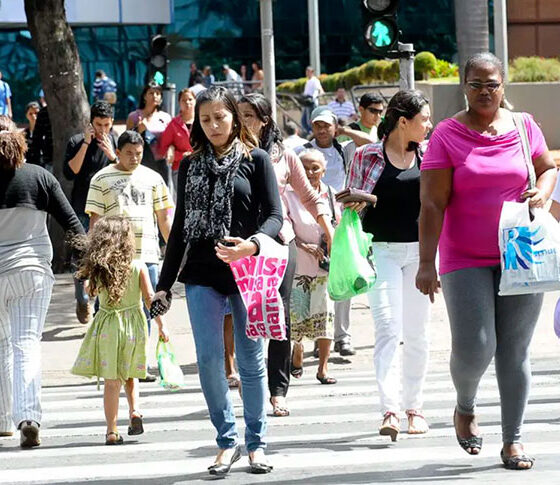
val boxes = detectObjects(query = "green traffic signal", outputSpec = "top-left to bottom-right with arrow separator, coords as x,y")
153,71 -> 165,85
372,20 -> 392,47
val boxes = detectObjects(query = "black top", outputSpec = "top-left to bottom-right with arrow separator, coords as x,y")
0,163 -> 84,237
63,132 -> 119,215
27,107 -> 52,169
362,147 -> 421,242
157,148 -> 283,295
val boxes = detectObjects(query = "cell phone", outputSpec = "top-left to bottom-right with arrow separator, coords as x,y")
219,239 -> 236,247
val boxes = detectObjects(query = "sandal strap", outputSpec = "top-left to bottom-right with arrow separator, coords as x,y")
383,411 -> 398,418
406,410 -> 425,419
106,431 -> 120,438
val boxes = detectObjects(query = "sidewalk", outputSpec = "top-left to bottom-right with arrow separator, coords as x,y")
41,273 -> 560,387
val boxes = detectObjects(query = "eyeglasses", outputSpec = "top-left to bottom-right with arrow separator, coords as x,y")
466,81 -> 502,92
366,107 -> 384,115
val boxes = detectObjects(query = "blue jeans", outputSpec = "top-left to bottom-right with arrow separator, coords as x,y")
143,263 -> 159,333
185,284 -> 267,452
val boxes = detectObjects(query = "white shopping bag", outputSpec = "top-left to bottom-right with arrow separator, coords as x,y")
229,234 -> 289,341
498,200 -> 560,295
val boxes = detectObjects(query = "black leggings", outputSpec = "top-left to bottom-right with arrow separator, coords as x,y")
267,240 -> 297,397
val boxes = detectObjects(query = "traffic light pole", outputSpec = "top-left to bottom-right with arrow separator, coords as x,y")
397,42 -> 415,90
260,0 -> 277,121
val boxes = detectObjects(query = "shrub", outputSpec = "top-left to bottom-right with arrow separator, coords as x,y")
415,51 -> 437,79
510,57 -> 560,82
431,58 -> 459,79
340,67 -> 362,88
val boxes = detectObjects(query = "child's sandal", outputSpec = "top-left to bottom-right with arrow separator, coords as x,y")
105,431 -> 124,445
128,412 -> 144,436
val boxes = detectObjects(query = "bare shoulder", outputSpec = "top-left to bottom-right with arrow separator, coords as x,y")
452,110 -> 468,122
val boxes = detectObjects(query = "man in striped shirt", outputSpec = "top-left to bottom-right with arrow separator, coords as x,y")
327,87 -> 357,122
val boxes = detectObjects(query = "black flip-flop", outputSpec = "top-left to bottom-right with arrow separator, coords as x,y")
316,374 -> 337,385
500,449 -> 535,470
454,408 -> 482,455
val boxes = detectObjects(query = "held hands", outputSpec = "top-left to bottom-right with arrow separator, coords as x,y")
522,188 -> 546,208
215,237 -> 258,264
151,290 -> 172,316
415,262 -> 441,303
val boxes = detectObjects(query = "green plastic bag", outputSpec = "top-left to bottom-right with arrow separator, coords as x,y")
156,339 -> 185,390
327,208 -> 377,301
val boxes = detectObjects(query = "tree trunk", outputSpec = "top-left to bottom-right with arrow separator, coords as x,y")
454,0 -> 490,82
25,0 -> 89,272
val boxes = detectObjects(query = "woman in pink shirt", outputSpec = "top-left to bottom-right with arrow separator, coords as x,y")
159,87 -> 195,199
417,53 -> 556,470
238,93 -> 334,417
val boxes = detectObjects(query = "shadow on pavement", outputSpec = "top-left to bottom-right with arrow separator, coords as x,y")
42,327 -> 86,342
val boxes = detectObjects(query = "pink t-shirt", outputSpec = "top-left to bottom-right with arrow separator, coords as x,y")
422,113 -> 547,274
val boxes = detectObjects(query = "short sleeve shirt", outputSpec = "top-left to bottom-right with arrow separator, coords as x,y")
85,164 -> 174,263
0,81 -> 12,115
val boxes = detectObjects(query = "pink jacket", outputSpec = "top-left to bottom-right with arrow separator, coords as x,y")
159,115 -> 192,171
273,147 -> 329,243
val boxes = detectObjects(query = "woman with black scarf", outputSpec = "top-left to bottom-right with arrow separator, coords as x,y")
154,87 -> 282,476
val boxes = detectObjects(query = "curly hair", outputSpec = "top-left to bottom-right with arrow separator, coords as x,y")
0,116 -> 26,171
75,216 -> 136,307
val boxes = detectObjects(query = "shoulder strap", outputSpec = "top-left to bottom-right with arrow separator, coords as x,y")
512,112 -> 536,190
326,185 -> 337,226
303,142 -> 313,149
332,139 -> 347,170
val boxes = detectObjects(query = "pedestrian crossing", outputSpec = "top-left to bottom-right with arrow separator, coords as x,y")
1,356 -> 560,484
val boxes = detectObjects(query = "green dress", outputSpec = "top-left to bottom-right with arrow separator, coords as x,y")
71,260 -> 148,382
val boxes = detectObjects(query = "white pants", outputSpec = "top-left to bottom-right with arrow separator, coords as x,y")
334,299 -> 351,344
367,242 -> 430,416
0,270 -> 53,431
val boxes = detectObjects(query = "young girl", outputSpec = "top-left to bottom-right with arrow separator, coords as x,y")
71,216 -> 168,445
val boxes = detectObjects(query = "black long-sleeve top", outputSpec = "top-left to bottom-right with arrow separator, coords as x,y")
157,148 -> 283,295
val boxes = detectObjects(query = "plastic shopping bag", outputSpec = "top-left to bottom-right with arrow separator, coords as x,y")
229,234 -> 289,341
328,208 -> 377,301
498,201 -> 560,295
156,339 -> 185,390
554,298 -> 560,338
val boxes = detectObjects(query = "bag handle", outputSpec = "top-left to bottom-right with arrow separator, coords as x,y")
326,185 -> 337,227
512,112 -> 536,190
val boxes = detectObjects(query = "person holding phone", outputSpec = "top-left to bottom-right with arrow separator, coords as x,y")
63,101 -> 119,324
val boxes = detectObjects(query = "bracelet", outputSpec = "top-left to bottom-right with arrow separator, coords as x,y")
83,141 -> 90,146
249,236 -> 261,256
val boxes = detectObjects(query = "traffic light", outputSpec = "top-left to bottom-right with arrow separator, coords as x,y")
149,34 -> 168,86
363,0 -> 399,55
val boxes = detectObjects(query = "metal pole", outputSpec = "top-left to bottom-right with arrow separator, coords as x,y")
260,0 -> 277,121
398,43 -> 415,90
162,83 -> 176,116
308,0 -> 321,75
494,0 -> 509,82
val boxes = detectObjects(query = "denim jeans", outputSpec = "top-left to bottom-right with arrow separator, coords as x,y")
185,284 -> 267,452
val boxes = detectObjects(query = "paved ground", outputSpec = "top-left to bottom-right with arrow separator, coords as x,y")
1,274 -> 560,484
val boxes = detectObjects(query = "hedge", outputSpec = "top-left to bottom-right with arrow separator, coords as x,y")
510,57 -> 560,82
277,52 -> 457,93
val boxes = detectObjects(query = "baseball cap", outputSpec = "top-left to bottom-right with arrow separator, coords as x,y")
311,108 -> 337,126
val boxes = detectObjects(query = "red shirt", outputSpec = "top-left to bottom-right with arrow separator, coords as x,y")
158,115 -> 192,171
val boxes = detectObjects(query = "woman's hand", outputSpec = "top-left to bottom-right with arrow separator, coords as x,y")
522,187 -> 547,208
215,237 -> 258,263
301,243 -> 324,261
344,201 -> 367,212
415,262 -> 440,303
137,115 -> 148,134
157,322 -> 170,343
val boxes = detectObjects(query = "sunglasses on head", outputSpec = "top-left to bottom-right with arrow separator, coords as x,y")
366,107 -> 383,115
466,81 -> 502,92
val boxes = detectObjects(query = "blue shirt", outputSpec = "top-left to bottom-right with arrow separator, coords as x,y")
0,81 -> 12,115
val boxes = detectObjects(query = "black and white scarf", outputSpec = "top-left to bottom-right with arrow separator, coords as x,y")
183,141 -> 243,243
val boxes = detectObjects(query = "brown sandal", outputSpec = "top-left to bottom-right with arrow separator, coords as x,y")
105,431 -> 124,445
128,412 -> 144,436
379,411 -> 400,442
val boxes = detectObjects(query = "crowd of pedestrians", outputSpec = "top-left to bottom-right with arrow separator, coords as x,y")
0,51 -> 557,476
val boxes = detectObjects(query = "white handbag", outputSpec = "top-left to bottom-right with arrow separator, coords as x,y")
498,113 -> 560,295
